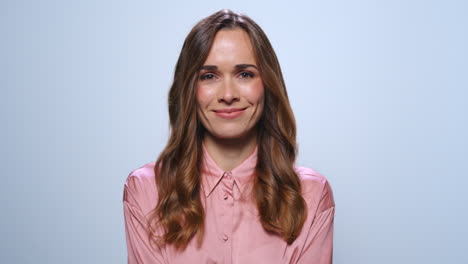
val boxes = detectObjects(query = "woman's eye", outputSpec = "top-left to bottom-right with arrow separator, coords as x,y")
239,72 -> 254,79
200,73 -> 216,81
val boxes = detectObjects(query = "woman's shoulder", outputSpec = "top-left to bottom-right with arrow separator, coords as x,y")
294,166 -> 335,213
293,166 -> 330,193
125,161 -> 157,187
123,161 -> 158,213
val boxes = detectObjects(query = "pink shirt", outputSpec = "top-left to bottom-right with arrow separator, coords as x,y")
123,145 -> 335,263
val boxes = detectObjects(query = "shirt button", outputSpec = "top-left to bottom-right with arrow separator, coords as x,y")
225,171 -> 232,179
222,234 -> 229,241
223,194 -> 228,200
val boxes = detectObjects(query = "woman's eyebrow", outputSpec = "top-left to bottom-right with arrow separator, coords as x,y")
199,64 -> 258,71
200,65 -> 218,71
235,64 -> 257,70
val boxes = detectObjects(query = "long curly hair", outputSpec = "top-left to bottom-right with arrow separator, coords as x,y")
149,9 -> 307,250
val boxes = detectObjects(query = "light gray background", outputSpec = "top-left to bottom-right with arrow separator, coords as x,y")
1,0 -> 467,263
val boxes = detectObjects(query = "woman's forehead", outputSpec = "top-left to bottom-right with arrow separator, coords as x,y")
203,28 -> 256,68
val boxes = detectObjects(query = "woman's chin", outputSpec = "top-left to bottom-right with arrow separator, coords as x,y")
206,128 -> 255,142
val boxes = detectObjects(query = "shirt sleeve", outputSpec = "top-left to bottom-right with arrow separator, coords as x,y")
296,180 -> 335,264
123,175 -> 165,264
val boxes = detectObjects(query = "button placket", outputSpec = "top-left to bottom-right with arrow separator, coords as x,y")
223,171 -> 234,201
220,171 -> 234,250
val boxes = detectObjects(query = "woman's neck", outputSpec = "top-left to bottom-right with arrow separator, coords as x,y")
203,130 -> 258,172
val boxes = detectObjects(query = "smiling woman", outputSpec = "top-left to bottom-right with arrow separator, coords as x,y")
123,9 -> 335,264
197,28 -> 265,147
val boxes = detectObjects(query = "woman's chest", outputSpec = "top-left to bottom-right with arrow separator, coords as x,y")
162,187 -> 303,264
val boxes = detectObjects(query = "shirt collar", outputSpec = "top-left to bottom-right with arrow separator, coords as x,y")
200,143 -> 258,197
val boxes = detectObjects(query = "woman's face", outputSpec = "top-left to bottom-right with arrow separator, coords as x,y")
196,28 -> 265,141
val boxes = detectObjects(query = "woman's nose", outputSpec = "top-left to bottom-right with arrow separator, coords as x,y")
218,78 -> 239,104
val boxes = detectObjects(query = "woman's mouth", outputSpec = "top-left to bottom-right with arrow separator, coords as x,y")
213,107 -> 247,119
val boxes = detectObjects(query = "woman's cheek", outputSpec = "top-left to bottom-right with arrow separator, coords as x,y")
243,79 -> 265,104
196,84 -> 214,107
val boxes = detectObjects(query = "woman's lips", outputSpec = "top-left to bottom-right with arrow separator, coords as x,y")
213,108 -> 247,119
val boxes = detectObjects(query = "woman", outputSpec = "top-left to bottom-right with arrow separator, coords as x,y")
123,9 -> 335,264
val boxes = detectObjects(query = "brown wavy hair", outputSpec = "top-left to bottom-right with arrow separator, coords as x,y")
149,9 -> 307,250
